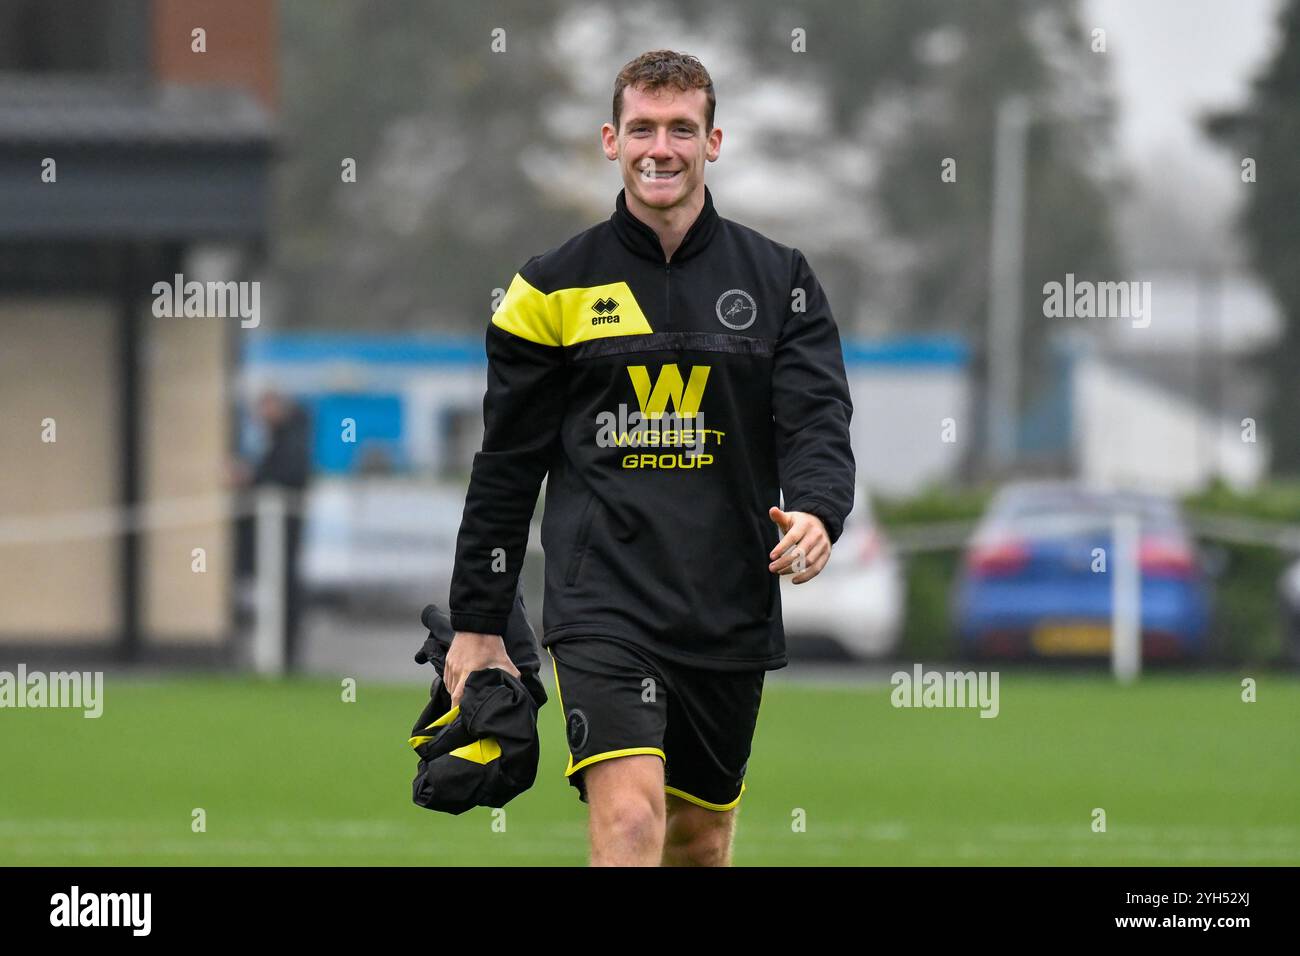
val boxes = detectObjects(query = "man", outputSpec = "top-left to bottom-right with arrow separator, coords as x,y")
231,389 -> 312,671
445,50 -> 855,866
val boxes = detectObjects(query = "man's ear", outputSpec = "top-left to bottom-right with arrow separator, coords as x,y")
600,123 -> 619,160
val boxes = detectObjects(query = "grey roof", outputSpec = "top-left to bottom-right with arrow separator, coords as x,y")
0,75 -> 274,239
0,74 -> 273,147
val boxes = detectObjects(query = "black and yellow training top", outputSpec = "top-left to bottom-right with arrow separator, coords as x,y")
449,185 -> 855,671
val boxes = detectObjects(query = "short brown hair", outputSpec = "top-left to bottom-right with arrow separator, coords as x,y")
612,50 -> 715,133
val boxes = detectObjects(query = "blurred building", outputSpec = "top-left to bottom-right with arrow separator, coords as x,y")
1068,270 -> 1278,493
0,0 -> 275,659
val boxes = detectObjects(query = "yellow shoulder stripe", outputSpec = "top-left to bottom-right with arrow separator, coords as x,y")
552,282 -> 653,345
492,274 -> 654,347
428,705 -> 459,729
449,737 -> 503,765
408,704 -> 461,749
408,695 -> 502,762
493,273 -> 561,346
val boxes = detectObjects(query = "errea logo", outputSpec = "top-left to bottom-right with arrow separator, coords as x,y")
591,297 -> 620,325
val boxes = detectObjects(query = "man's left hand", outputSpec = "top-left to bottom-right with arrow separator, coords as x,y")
767,507 -> 831,584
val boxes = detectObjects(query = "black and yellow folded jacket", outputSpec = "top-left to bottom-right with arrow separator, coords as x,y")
409,590 -> 548,814
449,186 -> 856,672
408,669 -> 542,815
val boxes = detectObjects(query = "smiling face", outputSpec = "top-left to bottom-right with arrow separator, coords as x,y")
602,83 -> 721,212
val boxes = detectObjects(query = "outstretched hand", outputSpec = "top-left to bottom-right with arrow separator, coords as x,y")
767,507 -> 831,584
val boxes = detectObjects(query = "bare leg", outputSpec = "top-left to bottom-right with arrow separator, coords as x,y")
582,754 -> 667,866
661,792 -> 738,866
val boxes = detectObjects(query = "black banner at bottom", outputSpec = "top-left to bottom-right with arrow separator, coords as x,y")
0,865 -> 1283,941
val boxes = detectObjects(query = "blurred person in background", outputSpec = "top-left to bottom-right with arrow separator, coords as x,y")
229,389 -> 313,671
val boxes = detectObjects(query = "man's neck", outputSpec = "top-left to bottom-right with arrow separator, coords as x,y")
624,185 -> 705,263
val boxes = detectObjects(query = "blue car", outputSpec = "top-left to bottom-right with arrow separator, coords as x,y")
953,482 -> 1211,661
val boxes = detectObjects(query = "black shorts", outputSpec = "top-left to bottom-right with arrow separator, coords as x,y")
546,636 -> 766,811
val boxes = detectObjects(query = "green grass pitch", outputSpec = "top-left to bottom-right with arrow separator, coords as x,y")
2,672 -> 1296,865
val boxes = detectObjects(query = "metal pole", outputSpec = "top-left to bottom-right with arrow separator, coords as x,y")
117,243 -> 143,663
987,95 -> 1032,472
1194,270 -> 1210,486
1207,268 -> 1222,483
253,485 -> 287,676
1111,510 -> 1141,683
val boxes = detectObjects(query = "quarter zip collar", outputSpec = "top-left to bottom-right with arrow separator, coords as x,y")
610,185 -> 719,264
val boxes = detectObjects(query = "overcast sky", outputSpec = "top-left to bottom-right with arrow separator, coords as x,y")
1086,0 -> 1282,155
1084,0 -> 1284,265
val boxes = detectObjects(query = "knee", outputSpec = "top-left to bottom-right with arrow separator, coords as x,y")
591,794 -> 663,857
665,818 -> 732,866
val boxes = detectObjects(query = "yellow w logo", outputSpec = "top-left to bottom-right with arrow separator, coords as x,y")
626,364 -> 710,418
